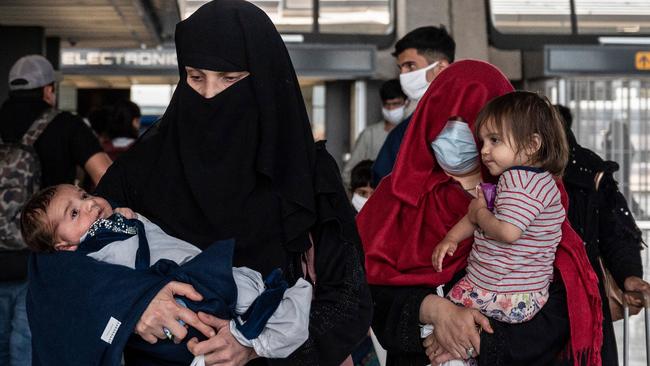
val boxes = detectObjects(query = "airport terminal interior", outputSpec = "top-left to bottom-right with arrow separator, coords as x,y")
1,0 -> 650,365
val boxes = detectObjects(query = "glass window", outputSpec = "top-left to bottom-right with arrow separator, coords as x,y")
250,0 -> 314,33
183,0 -> 314,32
489,0 -> 572,34
318,0 -> 393,35
310,84 -> 326,141
183,0 -> 394,36
575,0 -> 650,34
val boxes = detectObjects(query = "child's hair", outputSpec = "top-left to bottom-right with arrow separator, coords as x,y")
475,91 -> 569,176
20,185 -> 59,253
350,160 -> 374,192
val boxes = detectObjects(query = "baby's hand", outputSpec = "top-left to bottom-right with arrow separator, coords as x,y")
467,187 -> 488,224
431,240 -> 458,272
115,207 -> 136,219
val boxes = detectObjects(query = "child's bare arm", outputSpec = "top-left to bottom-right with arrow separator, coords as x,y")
471,189 -> 522,243
432,215 -> 476,271
445,214 -> 476,244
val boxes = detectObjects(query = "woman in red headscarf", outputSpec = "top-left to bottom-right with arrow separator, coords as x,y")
357,60 -> 602,366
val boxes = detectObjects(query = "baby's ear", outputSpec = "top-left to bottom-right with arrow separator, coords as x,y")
54,242 -> 78,251
527,133 -> 542,155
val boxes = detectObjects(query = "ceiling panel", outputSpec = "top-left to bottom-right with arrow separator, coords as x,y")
0,0 -> 180,48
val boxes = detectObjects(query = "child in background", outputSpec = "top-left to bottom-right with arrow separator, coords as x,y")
350,159 -> 375,213
431,91 -> 569,362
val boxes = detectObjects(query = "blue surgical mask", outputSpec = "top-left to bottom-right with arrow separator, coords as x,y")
430,120 -> 479,175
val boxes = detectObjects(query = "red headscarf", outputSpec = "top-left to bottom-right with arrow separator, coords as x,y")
357,60 -> 602,365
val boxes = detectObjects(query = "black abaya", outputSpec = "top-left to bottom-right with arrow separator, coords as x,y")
96,0 -> 372,364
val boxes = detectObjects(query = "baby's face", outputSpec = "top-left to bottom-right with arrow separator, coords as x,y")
47,185 -> 114,251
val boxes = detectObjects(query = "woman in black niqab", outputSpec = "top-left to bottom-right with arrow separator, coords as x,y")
95,0 -> 372,364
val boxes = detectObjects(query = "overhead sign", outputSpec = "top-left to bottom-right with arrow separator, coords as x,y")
544,45 -> 650,75
636,52 -> 650,70
60,45 -> 376,78
61,49 -> 178,75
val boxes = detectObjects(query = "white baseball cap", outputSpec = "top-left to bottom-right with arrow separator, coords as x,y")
8,55 -> 61,91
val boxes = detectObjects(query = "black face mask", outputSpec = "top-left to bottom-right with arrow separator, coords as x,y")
173,77 -> 259,236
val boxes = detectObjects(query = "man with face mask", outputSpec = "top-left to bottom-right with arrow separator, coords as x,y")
342,79 -> 406,188
372,26 -> 455,186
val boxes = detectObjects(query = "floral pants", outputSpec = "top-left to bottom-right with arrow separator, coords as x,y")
447,277 -> 548,323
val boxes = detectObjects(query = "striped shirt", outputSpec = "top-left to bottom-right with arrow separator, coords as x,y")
467,167 -> 565,293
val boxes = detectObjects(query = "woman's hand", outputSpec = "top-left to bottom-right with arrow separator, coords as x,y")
419,295 -> 493,361
136,281 -> 215,344
624,276 -> 650,308
423,334 -> 454,364
187,312 -> 258,366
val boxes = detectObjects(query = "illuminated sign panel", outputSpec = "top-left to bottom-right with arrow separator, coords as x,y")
61,49 -> 178,75
636,52 -> 650,70
545,45 -> 650,75
60,45 -> 376,78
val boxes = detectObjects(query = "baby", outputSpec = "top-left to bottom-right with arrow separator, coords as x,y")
21,183 -> 311,360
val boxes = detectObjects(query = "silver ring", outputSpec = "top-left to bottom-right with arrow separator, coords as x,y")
163,327 -> 174,341
466,346 -> 475,358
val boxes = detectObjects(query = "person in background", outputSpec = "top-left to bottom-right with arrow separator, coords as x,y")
102,100 -> 141,161
557,104 -> 649,366
87,105 -> 111,142
349,159 -> 383,366
350,160 -> 375,214
604,120 -> 634,200
372,26 -> 455,186
0,54 -> 111,366
342,80 -> 406,188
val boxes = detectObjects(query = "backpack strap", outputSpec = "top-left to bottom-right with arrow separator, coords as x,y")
20,108 -> 60,146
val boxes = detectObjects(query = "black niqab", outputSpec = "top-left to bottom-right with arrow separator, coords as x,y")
96,0 -> 316,273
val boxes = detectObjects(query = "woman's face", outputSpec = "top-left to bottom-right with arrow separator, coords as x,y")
185,66 -> 249,99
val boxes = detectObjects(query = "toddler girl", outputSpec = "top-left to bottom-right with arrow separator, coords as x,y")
432,91 -> 569,332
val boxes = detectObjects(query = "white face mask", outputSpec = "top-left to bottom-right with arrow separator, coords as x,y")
351,193 -> 368,212
399,61 -> 439,101
382,106 -> 405,124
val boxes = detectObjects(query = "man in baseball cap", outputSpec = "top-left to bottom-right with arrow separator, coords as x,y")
8,55 -> 61,107
0,55 -> 111,365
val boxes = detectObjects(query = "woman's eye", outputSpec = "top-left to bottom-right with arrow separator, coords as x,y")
223,76 -> 240,83
189,75 -> 203,82
490,137 -> 499,144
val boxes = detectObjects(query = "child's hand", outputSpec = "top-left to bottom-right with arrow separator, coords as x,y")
115,207 -> 136,219
467,187 -> 488,224
432,240 -> 458,272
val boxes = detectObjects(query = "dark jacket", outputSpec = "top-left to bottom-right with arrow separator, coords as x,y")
563,133 -> 644,366
370,271 -> 573,366
372,114 -> 412,186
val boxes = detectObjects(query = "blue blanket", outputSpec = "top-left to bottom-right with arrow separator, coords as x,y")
28,239 -> 238,366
